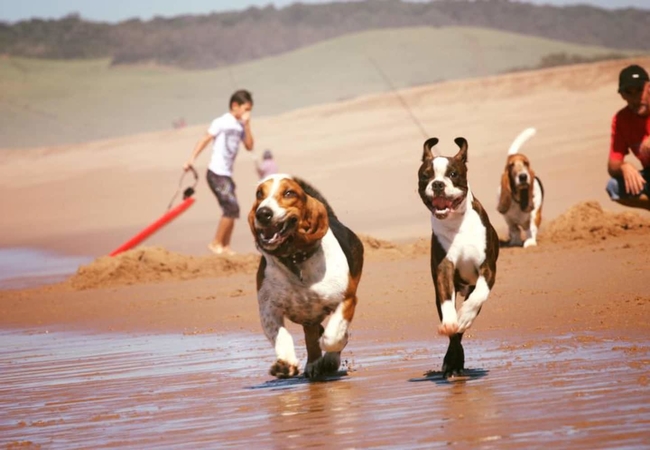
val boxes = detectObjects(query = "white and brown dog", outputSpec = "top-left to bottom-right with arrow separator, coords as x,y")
248,174 -> 364,380
497,127 -> 544,248
418,137 -> 499,378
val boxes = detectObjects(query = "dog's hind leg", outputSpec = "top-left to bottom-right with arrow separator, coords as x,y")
305,295 -> 357,379
320,295 -> 357,353
442,333 -> 465,378
303,323 -> 338,379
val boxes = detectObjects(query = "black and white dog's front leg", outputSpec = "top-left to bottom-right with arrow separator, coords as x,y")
432,258 -> 465,377
434,259 -> 459,336
457,263 -> 496,333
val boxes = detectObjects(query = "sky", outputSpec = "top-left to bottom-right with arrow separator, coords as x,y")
0,0 -> 647,23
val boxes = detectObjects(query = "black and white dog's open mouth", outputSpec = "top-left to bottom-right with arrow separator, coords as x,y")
431,195 -> 464,217
257,216 -> 298,247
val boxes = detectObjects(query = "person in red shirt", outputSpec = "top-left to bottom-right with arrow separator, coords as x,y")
606,64 -> 650,211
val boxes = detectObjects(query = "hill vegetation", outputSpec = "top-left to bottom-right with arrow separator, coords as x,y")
0,0 -> 649,69
1,26 -> 638,149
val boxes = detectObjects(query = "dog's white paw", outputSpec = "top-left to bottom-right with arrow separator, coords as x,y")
523,238 -> 537,248
320,333 -> 348,353
456,304 -> 480,333
438,321 -> 459,336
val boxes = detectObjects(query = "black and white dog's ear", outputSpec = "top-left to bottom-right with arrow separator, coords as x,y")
453,137 -> 468,164
422,137 -> 439,162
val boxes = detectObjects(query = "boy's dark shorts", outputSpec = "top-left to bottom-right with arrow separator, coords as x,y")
206,170 -> 240,218
606,167 -> 650,200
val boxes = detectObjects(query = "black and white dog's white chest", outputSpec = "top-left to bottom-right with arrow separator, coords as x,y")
432,201 -> 489,283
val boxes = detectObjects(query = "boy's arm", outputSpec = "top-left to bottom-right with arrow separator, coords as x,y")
184,133 -> 214,170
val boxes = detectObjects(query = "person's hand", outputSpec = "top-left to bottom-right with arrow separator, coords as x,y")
621,162 -> 646,195
183,160 -> 194,171
240,110 -> 251,125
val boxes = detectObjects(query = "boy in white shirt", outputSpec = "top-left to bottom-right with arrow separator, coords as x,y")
183,90 -> 254,255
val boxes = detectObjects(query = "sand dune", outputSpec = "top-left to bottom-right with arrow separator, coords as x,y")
2,56 -> 649,258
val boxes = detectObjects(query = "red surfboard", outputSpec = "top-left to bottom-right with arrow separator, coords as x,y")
109,167 -> 198,257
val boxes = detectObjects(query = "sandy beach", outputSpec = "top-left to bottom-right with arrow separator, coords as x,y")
1,57 -> 650,448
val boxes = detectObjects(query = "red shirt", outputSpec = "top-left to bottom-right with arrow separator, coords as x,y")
609,107 -> 650,169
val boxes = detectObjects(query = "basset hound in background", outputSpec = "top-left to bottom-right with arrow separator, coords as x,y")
249,174 -> 364,380
497,127 -> 544,248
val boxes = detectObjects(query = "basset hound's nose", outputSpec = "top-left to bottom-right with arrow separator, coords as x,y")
518,173 -> 528,183
255,206 -> 274,225
432,181 -> 445,192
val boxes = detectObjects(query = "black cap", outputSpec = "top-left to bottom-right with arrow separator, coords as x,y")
618,64 -> 649,93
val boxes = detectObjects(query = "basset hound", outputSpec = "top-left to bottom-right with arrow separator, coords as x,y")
248,174 -> 364,379
418,137 -> 499,378
497,127 -> 544,248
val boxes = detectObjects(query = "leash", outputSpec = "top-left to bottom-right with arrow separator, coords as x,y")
167,165 -> 199,210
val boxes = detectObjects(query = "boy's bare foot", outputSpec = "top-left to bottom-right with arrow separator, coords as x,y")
207,243 -> 224,255
222,247 -> 236,256
208,243 -> 236,256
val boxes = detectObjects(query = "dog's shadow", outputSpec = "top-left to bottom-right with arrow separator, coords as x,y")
498,238 -> 522,248
408,368 -> 489,385
246,370 -> 349,390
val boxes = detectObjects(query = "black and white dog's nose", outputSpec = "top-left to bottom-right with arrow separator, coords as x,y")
431,181 -> 445,192
255,206 -> 274,225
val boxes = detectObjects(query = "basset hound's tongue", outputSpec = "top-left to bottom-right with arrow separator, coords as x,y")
261,224 -> 281,240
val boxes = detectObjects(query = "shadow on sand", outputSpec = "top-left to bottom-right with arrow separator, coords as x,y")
246,370 -> 349,390
498,238 -> 523,248
408,368 -> 489,385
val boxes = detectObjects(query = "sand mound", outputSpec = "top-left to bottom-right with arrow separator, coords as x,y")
541,201 -> 650,243
67,246 -> 260,290
358,234 -> 429,260
67,235 -> 433,290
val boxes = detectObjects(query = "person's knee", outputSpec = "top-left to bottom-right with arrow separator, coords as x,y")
605,177 -> 622,200
224,203 -> 240,219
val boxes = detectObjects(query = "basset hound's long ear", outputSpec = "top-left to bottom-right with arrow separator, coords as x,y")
422,137 -> 439,163
524,167 -> 536,213
454,137 -> 468,164
298,194 -> 329,245
248,185 -> 262,236
497,167 -> 512,214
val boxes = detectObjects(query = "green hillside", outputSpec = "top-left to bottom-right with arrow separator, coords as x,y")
0,26 -> 639,149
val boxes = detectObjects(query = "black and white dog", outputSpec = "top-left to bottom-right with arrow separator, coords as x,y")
417,137 -> 499,377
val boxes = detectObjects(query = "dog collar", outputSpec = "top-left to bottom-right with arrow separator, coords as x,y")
277,243 -> 321,281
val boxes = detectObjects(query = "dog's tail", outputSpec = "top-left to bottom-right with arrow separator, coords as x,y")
507,127 -> 536,155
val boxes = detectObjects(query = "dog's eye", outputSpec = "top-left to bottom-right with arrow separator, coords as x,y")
284,190 -> 296,198
256,189 -> 264,199
449,171 -> 458,178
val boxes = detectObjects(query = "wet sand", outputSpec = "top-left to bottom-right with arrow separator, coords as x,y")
2,328 -> 649,449
2,232 -> 650,448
